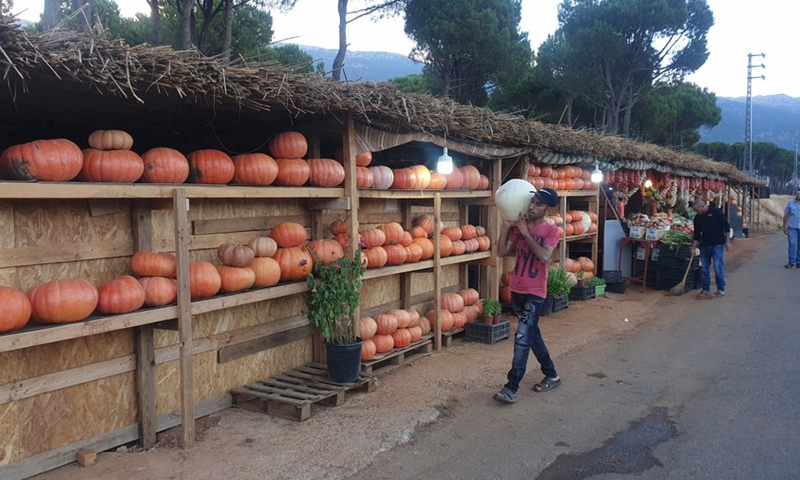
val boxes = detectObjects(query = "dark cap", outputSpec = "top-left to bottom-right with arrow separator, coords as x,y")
532,187 -> 559,207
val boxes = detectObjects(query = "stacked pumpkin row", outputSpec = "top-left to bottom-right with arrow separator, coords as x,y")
429,288 -> 483,332
556,256 -> 596,281
359,309 -> 430,361
546,210 -> 599,238
526,165 -> 598,191
364,164 -> 490,190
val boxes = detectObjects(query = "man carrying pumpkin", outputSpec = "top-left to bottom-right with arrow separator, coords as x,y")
493,188 -> 562,404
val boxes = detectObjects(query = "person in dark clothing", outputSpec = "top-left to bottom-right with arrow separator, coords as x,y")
691,199 -> 731,298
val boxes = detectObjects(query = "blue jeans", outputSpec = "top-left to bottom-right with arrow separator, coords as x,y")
699,244 -> 726,293
788,227 -> 800,265
503,293 -> 557,395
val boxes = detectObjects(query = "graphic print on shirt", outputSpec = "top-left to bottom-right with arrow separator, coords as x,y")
513,230 -> 547,280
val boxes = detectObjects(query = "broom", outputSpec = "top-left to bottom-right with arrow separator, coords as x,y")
667,249 -> 696,296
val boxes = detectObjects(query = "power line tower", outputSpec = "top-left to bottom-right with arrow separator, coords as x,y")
744,53 -> 765,173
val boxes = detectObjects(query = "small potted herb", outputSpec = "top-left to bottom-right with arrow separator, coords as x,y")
576,270 -> 586,287
586,276 -> 606,296
547,266 -> 571,314
481,298 -> 502,325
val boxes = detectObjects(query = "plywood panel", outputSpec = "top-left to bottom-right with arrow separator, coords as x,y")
362,276 -> 399,309
13,201 -> 131,248
19,331 -> 133,379
0,402 -> 19,466
0,201 -> 14,250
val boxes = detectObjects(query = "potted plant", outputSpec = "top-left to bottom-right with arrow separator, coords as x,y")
480,298 -> 502,325
547,266 -> 571,314
586,276 -> 606,296
306,247 -> 365,383
576,270 -> 586,287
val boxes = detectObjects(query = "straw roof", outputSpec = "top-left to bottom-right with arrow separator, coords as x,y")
0,17 -> 761,185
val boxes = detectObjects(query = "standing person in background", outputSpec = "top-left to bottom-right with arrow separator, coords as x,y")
492,188 -> 561,404
782,189 -> 800,268
691,199 -> 732,298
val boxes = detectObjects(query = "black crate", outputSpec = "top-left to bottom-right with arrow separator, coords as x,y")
656,275 -> 693,293
551,295 -> 569,313
569,285 -> 596,301
605,281 -> 628,294
657,244 -> 692,260
602,270 -> 623,283
657,265 -> 693,283
465,319 -> 510,344
657,255 -> 699,271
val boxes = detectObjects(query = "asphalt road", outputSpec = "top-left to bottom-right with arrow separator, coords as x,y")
348,233 -> 800,480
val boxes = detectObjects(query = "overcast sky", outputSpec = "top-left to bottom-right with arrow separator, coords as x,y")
13,0 -> 800,98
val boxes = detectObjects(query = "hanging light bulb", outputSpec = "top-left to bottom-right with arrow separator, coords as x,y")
590,163 -> 603,183
436,147 -> 453,174
644,179 -> 653,189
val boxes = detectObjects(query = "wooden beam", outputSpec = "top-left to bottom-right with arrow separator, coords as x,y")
173,189 -> 195,449
307,197 -> 351,211
192,214 -> 310,235
217,325 -> 314,363
433,193 -> 442,351
0,241 -> 132,268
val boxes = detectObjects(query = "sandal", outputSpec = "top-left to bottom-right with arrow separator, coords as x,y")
715,291 -> 725,297
697,291 -> 712,299
533,377 -> 562,393
492,390 -> 517,404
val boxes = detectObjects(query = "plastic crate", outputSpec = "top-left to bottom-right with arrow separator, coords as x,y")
602,270 -> 623,283
605,281 -> 628,294
465,319 -> 510,344
569,285 -> 596,301
655,275 -> 693,293
551,295 -> 569,313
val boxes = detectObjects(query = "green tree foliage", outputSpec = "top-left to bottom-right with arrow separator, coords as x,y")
540,0 -> 714,136
387,73 -> 430,94
261,44 -> 325,74
692,141 -> 797,192
403,0 -> 531,106
630,82 -> 720,149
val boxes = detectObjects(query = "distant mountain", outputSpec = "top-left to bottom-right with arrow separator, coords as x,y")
285,45 -> 423,84
700,94 -> 800,151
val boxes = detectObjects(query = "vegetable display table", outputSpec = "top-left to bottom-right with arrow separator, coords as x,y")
618,237 -> 658,292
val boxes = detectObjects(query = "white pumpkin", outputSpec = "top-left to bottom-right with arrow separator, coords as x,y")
495,179 -> 536,222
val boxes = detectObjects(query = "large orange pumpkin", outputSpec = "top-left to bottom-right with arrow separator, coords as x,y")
478,174 -> 490,190
404,243 -> 424,263
359,316 -> 378,340
409,165 -> 431,189
407,325 -> 423,342
418,316 -> 431,335
248,257 -> 282,288
189,261 -> 222,299
460,165 -> 481,189
80,149 -> 144,182
391,328 -> 412,348
268,131 -> 308,159
379,222 -> 405,245
356,166 -> 373,188
307,158 -> 345,187
187,149 -> 235,184
411,238 -> 435,260
416,214 -> 443,236
400,231 -> 413,247
307,239 -> 345,264
361,338 -> 377,361
460,224 -> 478,240
375,314 -> 398,335
372,334 -> 394,353
439,235 -> 453,257
273,246 -> 313,281
391,168 -> 416,189
270,222 -> 307,248
216,265 -> 256,293
450,240 -> 466,256
387,309 -> 412,329
383,244 -> 408,265
330,220 -> 348,236
363,246 -> 388,268
232,153 -> 278,185
217,243 -> 256,268
458,288 -> 480,306
428,171 -> 447,190
451,311 -> 467,329
274,158 -> 310,186
0,286 -> 31,333
360,228 -> 387,248
131,251 -> 176,278
441,292 -> 464,312
369,165 -> 394,189
88,129 -> 134,150
141,147 -> 190,183
444,168 -> 464,189
27,278 -> 98,324
476,235 -> 491,251
442,227 -> 463,242
426,309 -> 454,332
1,138 -> 83,181
138,276 -> 178,307
96,275 -> 146,314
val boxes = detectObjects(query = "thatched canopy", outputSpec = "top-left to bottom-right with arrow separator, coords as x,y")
0,17 -> 760,185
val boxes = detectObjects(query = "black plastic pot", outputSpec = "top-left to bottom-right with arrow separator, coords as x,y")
326,338 -> 363,383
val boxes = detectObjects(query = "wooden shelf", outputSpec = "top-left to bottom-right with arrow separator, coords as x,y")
362,251 -> 492,280
358,189 -> 492,200
565,232 -> 598,242
0,182 -> 345,200
557,189 -> 600,198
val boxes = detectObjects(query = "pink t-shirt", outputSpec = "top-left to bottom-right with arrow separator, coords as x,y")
507,222 -> 560,298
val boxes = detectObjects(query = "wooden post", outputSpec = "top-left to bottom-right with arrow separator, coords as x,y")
486,158 -> 503,301
342,114 -> 361,337
433,193 -> 442,350
558,195 -> 567,266
132,201 -> 157,449
173,189 -> 195,449
590,189 -> 599,275
400,202 -> 413,309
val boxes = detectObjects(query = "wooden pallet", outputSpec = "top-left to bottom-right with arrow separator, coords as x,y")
361,334 -> 434,374
230,362 -> 375,422
442,327 -> 465,347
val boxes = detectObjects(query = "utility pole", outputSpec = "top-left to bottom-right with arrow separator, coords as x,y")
744,53 -> 766,173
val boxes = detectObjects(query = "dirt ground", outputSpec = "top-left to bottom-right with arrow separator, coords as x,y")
32,231 -> 772,480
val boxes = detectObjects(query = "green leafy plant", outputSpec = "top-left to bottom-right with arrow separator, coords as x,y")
481,298 -> 502,317
586,276 -> 606,287
306,248 -> 365,345
547,266 -> 572,297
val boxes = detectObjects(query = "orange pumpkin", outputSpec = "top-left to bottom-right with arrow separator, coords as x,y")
478,174 -> 490,190
217,243 -> 256,267
379,222 -> 405,245
571,220 -> 586,235
1,138 -> 83,181
428,171 -> 448,189
268,131 -> 308,159
442,227 -> 463,241
329,220 -> 348,236
458,288 -> 480,306
400,231 -> 413,247
359,316 -> 378,340
270,222 -> 307,248
500,285 -> 512,304
375,314 -> 398,335
88,129 -> 134,150
475,225 -> 486,236
407,309 -> 421,327
0,286 -> 31,333
27,278 -> 98,324
501,271 -> 512,286
463,237 -> 480,253
460,224 -> 478,240
96,275 -> 146,314
451,311 -> 467,329
273,247 -> 313,281
404,243 -> 424,263
407,325 -> 423,342
444,168 -> 464,189
383,244 -> 408,265
356,166 -> 373,188
232,153 -> 278,185
460,165 -> 481,190
441,292 -> 464,312
387,309 -> 412,329
409,165 -> 431,189
248,257 -> 282,288
426,309 -> 454,332
450,240 -> 466,255
307,239 -> 345,264
391,328 -> 412,348
416,214 -> 442,236
141,147 -> 190,183
418,316 -> 431,335
187,149 -> 235,184
578,256 -> 595,272
360,228 -> 387,248
189,261 -> 222,299
476,235 -> 491,251
391,168 -> 417,189
138,276 -> 178,307
372,334 -> 394,353
361,338 -> 377,361
131,251 -> 176,278
412,238 -> 435,260
439,235 -> 453,257
274,158 -> 310,186
355,151 -> 373,166
216,265 -> 256,293
364,246 -> 388,268
307,158 -> 345,187
247,236 -> 278,258
369,165 -> 394,189
80,149 -> 144,183
410,226 -> 428,239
